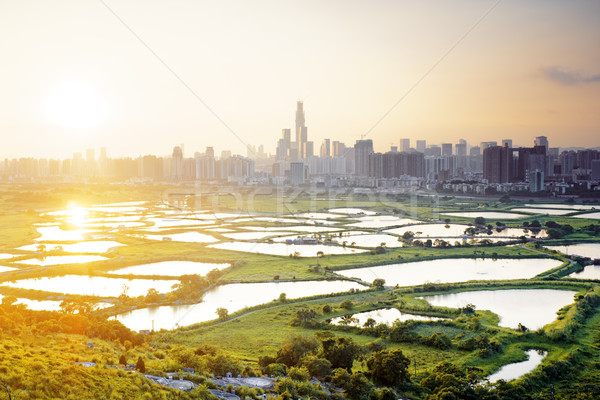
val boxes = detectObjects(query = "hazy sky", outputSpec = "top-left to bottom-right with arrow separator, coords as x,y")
1,0 -> 599,159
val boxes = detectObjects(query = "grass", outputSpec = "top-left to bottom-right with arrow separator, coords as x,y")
1,183 -> 600,396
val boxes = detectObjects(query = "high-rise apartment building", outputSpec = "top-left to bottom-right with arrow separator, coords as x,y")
304,141 -> 314,158
455,141 -> 467,170
290,161 -> 305,185
529,169 -> 544,192
480,141 -> 498,150
368,151 -> 425,178
484,144 -> 546,183
332,141 -> 346,157
483,145 -> 512,183
534,136 -> 549,151
400,138 -> 410,152
320,139 -> 331,158
425,146 -> 441,157
355,139 -> 373,176
441,143 -> 453,156
171,146 -> 183,181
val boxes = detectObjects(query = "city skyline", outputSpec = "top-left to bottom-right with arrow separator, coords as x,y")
1,1 -> 599,159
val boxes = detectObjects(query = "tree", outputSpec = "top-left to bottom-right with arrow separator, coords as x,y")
320,336 -> 362,371
119,354 -> 127,365
474,216 -> 486,226
461,303 -> 476,314
322,305 -> 332,314
340,300 -> 353,310
301,355 -> 332,378
279,292 -> 287,303
136,356 -> 146,373
290,308 -> 318,328
145,288 -> 161,303
371,278 -> 386,288
288,366 -> 310,381
206,268 -> 222,283
366,349 -> 411,386
363,318 -> 377,329
118,284 -> 130,304
420,361 -> 483,399
1,296 -> 18,306
547,228 -> 565,239
338,314 -> 358,326
346,372 -> 374,400
276,335 -> 320,367
216,307 -> 229,320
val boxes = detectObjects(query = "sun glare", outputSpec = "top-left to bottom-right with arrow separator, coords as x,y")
44,80 -> 107,130
67,202 -> 88,227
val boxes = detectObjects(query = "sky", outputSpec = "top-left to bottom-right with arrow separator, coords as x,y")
1,0 -> 599,159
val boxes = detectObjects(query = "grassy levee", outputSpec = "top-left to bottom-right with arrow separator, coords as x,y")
4,241 -> 558,284
488,294 -> 600,397
162,279 -> 596,376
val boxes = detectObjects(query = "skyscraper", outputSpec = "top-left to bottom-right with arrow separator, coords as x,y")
295,101 -> 306,159
534,136 -> 549,151
529,169 -> 544,192
290,161 -> 305,185
304,141 -> 314,158
483,145 -> 512,183
502,139 -> 513,148
400,138 -> 410,152
416,140 -> 426,153
320,139 -> 331,158
332,141 -> 346,157
282,129 -> 291,149
355,139 -> 373,176
455,141 -> 467,170
442,143 -> 453,156
171,146 -> 183,181
480,141 -> 498,150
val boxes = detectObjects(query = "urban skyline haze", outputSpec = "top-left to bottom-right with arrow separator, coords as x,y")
1,0 -> 599,159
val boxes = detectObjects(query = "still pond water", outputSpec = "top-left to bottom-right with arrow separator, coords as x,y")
107,261 -> 229,277
487,350 -> 547,383
421,289 -> 576,330
330,308 -> 444,327
115,280 -> 363,331
337,258 -> 560,286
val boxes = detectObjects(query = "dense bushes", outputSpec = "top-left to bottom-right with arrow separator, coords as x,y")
0,303 -> 145,346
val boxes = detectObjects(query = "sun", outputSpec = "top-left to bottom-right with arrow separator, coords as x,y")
66,202 -> 88,227
44,80 -> 108,130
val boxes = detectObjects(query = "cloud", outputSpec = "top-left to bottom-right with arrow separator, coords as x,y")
541,66 -> 600,85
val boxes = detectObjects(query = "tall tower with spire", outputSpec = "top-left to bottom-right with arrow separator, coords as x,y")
295,101 -> 307,159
